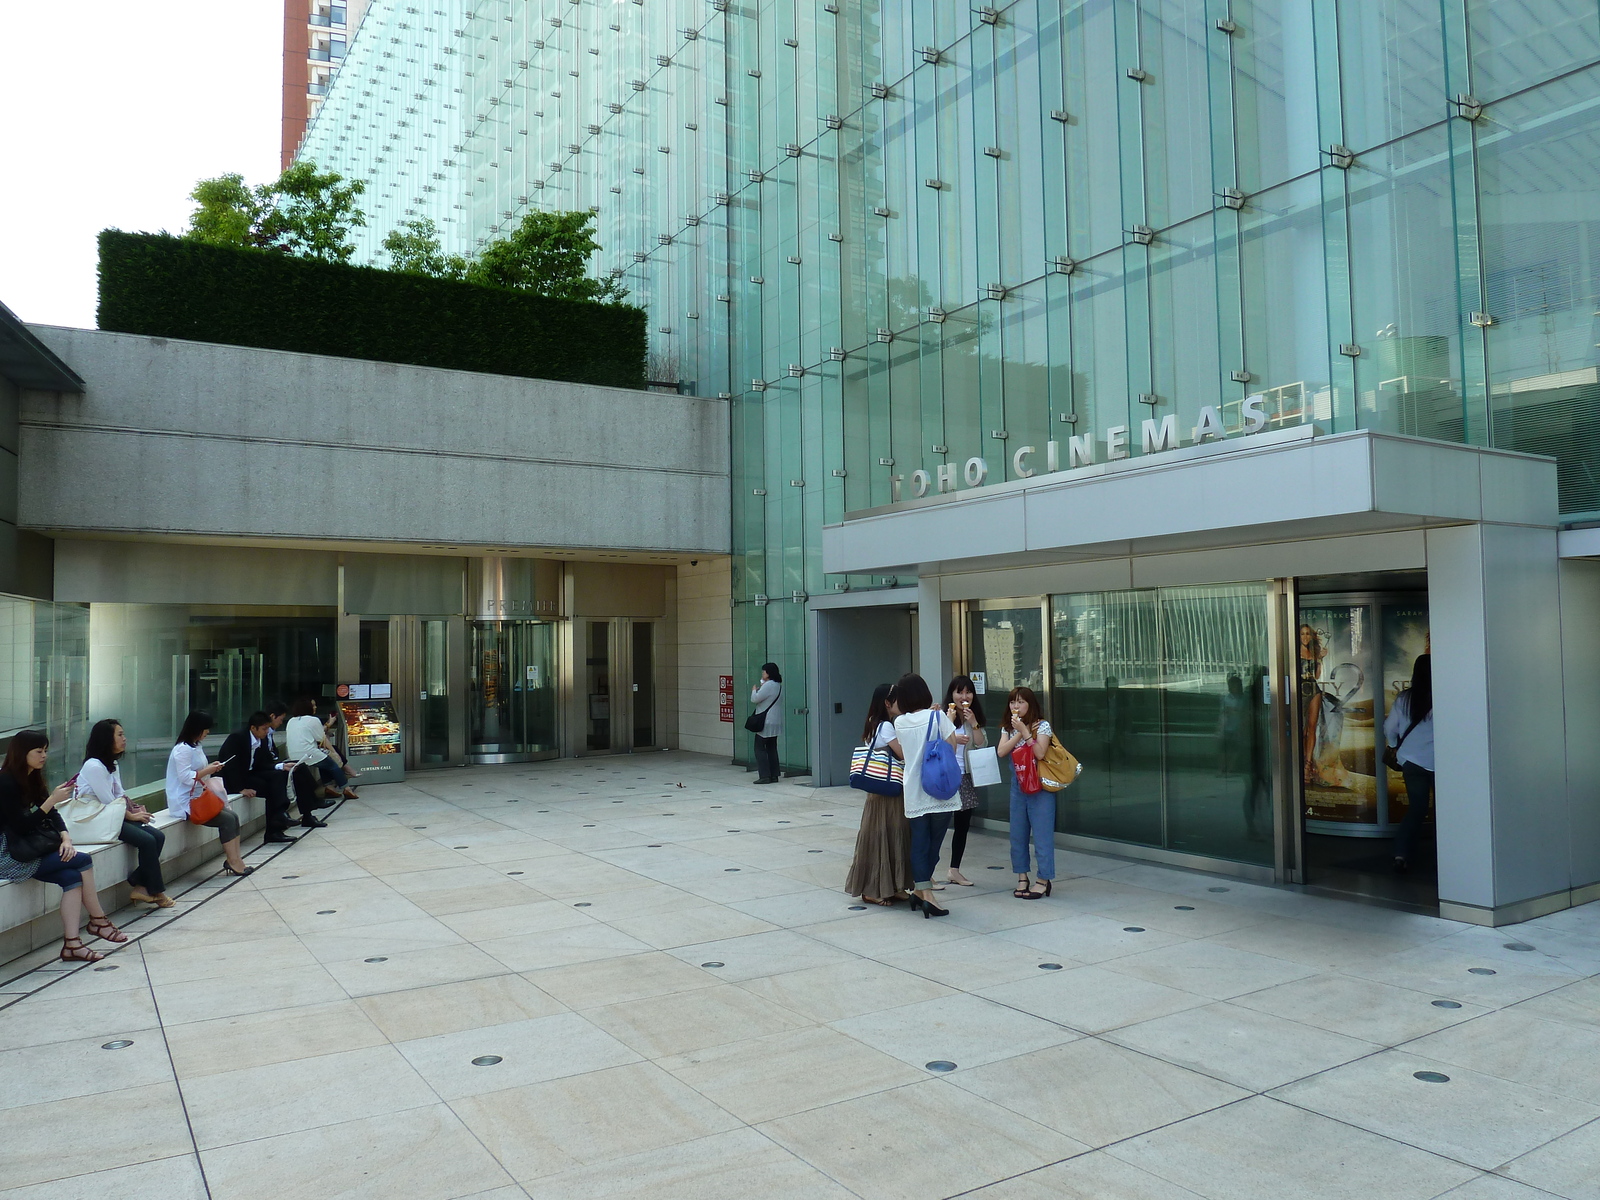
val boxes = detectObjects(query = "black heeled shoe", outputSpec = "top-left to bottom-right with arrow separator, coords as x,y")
917,895 -> 949,918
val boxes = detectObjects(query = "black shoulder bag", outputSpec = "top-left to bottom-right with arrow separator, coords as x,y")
745,688 -> 779,734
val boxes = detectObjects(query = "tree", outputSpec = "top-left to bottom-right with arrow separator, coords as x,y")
185,174 -> 264,250
466,211 -> 629,302
183,162 -> 366,262
382,218 -> 469,279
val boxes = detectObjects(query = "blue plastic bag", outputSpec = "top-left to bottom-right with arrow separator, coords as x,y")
920,710 -> 963,801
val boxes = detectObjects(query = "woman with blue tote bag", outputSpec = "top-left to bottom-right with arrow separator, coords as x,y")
890,673 -> 966,917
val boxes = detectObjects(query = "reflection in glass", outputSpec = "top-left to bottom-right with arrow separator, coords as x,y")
585,620 -> 612,752
469,621 -> 557,762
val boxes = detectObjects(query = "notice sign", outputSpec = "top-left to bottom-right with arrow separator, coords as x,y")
718,675 -> 735,722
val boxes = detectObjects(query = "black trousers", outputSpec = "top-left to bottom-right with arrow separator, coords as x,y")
754,735 -> 780,781
949,807 -> 975,869
119,820 -> 166,894
291,764 -> 323,823
245,770 -> 292,834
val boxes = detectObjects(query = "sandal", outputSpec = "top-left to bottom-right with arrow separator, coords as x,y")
86,917 -> 128,943
222,864 -> 255,877
60,937 -> 105,963
860,896 -> 893,906
1013,876 -> 1033,899
1028,879 -> 1053,898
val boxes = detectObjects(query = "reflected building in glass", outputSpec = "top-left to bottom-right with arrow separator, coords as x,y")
298,0 -> 1600,923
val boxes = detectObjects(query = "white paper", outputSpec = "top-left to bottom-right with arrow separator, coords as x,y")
968,745 -> 1002,787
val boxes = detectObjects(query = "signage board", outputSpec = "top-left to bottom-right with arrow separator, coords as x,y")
718,674 -> 734,722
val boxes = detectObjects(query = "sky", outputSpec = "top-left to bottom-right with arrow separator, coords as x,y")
0,2 -> 283,329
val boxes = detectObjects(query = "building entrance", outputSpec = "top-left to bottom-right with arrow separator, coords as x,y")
577,618 -> 657,755
1294,582 -> 1436,910
467,621 -> 558,763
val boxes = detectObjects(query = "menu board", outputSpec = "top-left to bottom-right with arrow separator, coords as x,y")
340,699 -> 405,783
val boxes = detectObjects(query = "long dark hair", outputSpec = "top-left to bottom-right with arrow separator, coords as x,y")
862,683 -> 895,741
760,661 -> 782,684
1007,685 -> 1044,728
943,675 -> 986,728
2,730 -> 50,804
1407,655 -> 1432,723
176,711 -> 213,747
85,719 -> 124,771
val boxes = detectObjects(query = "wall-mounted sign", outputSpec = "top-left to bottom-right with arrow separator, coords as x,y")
718,674 -> 734,722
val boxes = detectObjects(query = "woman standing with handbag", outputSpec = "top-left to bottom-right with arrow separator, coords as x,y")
166,711 -> 253,877
748,662 -> 783,784
0,730 -> 127,962
996,686 -> 1056,899
891,673 -> 964,917
78,719 -> 172,908
844,684 -> 913,906
941,676 -> 987,887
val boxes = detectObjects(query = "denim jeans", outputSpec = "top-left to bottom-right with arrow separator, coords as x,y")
1009,775 -> 1057,880
318,760 -> 350,789
118,820 -> 166,894
909,811 -> 953,890
1395,761 -> 1435,862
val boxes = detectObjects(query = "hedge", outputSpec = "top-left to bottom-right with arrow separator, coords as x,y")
97,231 -> 647,389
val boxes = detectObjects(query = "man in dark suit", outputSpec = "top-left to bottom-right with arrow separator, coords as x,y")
220,711 -> 297,843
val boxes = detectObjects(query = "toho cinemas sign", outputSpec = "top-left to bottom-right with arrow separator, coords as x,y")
888,396 -> 1276,502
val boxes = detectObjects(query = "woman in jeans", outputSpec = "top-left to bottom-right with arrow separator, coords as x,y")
166,711 -> 253,877
0,730 -> 127,962
940,675 -> 986,887
844,684 -> 912,905
996,686 -> 1055,899
79,718 -> 172,908
749,662 -> 783,784
890,672 -> 966,917
1384,654 -> 1435,873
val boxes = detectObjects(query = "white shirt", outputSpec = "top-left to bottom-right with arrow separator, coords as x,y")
165,742 -> 208,818
1383,691 -> 1434,772
75,759 -> 128,809
868,721 -> 897,752
286,715 -> 328,766
893,708 -> 959,818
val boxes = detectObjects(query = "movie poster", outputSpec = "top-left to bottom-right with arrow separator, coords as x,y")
1298,605 -> 1378,824
1381,604 -> 1430,821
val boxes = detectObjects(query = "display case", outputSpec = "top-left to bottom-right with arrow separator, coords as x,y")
339,683 -> 404,783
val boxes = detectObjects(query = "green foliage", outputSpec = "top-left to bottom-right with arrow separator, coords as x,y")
98,231 -> 646,390
382,218 -> 470,279
183,162 -> 366,263
466,211 -> 629,302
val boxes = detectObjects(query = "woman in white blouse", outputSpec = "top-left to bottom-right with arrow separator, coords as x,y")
890,672 -> 966,917
166,710 -> 252,877
79,719 -> 171,907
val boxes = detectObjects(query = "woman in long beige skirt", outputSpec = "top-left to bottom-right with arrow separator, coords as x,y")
844,684 -> 913,905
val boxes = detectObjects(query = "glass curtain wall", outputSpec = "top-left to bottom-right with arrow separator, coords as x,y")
0,595 -> 90,783
299,1 -> 1600,771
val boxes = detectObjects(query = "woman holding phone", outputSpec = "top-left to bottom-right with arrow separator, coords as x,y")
0,730 -> 126,962
166,711 -> 253,877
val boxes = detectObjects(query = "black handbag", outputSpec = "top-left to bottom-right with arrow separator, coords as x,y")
745,686 -> 778,734
8,818 -> 61,862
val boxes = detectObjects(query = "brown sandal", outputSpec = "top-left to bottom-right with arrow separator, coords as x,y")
60,937 -> 105,963
860,896 -> 893,906
1013,876 -> 1033,899
86,917 -> 128,943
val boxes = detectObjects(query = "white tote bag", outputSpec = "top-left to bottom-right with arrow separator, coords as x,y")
58,779 -> 128,845
967,745 -> 1003,788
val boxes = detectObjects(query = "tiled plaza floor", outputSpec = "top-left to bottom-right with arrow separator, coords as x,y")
2,752 -> 1597,1200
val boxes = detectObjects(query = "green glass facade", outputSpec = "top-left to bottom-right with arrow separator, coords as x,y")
301,0 -> 1600,775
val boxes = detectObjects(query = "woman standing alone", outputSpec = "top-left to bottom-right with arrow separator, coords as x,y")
749,663 -> 783,784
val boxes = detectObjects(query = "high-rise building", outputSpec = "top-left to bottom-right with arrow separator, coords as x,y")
281,0 -> 372,170
287,1 -> 1600,922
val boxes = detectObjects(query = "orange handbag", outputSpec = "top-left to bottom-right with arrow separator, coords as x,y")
187,781 -> 225,825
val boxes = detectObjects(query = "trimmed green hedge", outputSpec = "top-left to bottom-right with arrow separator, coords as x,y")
97,231 -> 647,389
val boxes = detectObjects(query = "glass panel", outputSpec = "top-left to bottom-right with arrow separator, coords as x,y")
1049,590 -> 1164,847
1380,602 -> 1430,827
420,619 -> 450,764
1049,583 -> 1272,864
633,621 -> 655,748
963,604 -> 1045,821
359,619 -> 389,684
1160,583 -> 1273,863
468,621 -> 557,760
585,619 -> 613,751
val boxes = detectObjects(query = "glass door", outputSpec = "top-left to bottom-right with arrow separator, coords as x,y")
420,618 -> 451,763
962,602 -> 1047,818
583,619 -> 615,752
631,621 -> 655,748
468,620 -> 559,763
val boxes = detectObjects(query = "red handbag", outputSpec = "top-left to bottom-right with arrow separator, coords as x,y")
1011,745 -> 1043,794
187,780 -> 226,825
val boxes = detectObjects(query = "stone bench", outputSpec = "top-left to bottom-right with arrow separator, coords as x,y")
0,781 -> 269,964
